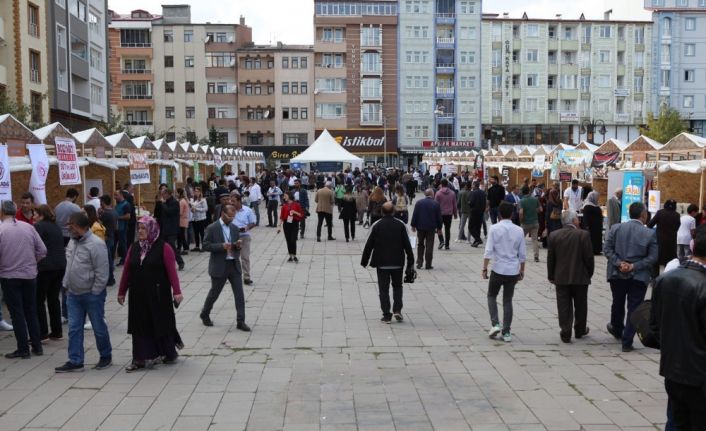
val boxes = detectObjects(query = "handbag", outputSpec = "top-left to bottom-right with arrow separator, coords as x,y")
550,207 -> 561,220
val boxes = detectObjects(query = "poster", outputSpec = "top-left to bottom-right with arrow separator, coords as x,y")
127,150 -> 150,185
550,150 -> 594,182
55,136 -> 81,185
214,153 -> 225,169
648,190 -> 661,214
193,161 -> 201,182
0,145 -> 12,201
532,155 -> 545,178
28,144 -> 49,204
621,171 -> 644,222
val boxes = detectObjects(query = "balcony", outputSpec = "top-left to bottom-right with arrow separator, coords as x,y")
116,69 -> 153,83
436,37 -> 454,48
435,13 -> 455,24
315,40 -> 346,53
435,113 -> 455,124
29,23 -> 39,38
116,45 -> 153,57
238,68 -> 274,82
72,94 -> 90,113
208,117 -> 237,128
435,63 -> 455,74
206,92 -> 237,104
360,37 -> 381,49
615,113 -> 630,123
122,68 -> 152,75
124,120 -> 153,126
119,94 -> 154,108
238,119 -> 274,134
205,67 -> 236,79
239,94 -> 275,107
316,62 -> 345,69
435,87 -> 455,98
360,63 -> 382,76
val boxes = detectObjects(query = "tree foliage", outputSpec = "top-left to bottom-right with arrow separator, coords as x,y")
0,91 -> 47,130
639,107 -> 688,144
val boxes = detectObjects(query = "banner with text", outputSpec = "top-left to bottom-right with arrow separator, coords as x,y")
55,137 -> 82,185
28,144 -> 49,204
532,155 -> 545,178
0,145 -> 12,202
127,150 -> 151,185
621,171 -> 644,222
550,150 -> 594,182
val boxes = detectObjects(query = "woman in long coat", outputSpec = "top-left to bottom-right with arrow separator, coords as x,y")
118,216 -> 183,372
647,199 -> 680,267
581,191 -> 604,255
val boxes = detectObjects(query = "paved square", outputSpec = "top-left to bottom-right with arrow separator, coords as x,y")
0,215 -> 666,430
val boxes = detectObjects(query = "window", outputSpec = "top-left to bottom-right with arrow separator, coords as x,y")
184,30 -> 193,42
459,51 -> 475,64
664,17 -> 672,36
460,76 -> 476,89
30,91 -> 42,123
56,0 -> 66,8
57,68 -> 67,91
316,103 -> 345,119
526,74 -> 538,87
597,74 -> 611,88
634,75 -> 644,92
163,30 -> 173,42
88,13 -> 101,36
548,75 -> 556,89
560,74 -> 577,89
684,95 -> 694,108
89,48 -> 103,71
548,99 -> 556,111
526,49 -> 538,62
460,26 -> 476,39
282,83 -> 289,94
164,81 -> 175,93
460,1 -> 476,13
291,82 -> 298,94
598,50 -> 611,63
165,132 -> 176,142
89,84 -> 102,105
69,0 -> 86,21
186,132 -> 197,144
548,26 -> 556,39
512,99 -> 520,112
185,56 -> 194,67
686,18 -> 696,31
635,27 -> 645,44
301,57 -> 308,68
56,25 -> 67,49
185,81 -> 195,93
301,108 -> 308,119
29,50 -> 41,83
361,78 -> 382,98
165,56 -> 173,67
284,134 -> 307,146
70,36 -> 87,60
301,82 -> 308,94
291,108 -> 299,120
661,70 -> 671,87
122,81 -> 151,99
291,57 -> 299,69
185,107 -> 195,118
526,24 -> 539,37
685,43 -> 696,56
206,52 -> 236,67
215,32 -> 229,43
28,3 -> 40,37
282,57 -> 289,68
166,107 -> 175,118
526,98 -> 538,112
361,103 -> 381,123
120,29 -> 151,47
599,25 -> 612,38
563,26 -> 574,40
580,75 -> 590,92
685,70 -> 695,82
635,52 -> 644,68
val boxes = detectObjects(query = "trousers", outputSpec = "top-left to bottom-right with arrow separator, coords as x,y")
37,269 -> 64,338
343,218 -> 356,240
555,284 -> 588,339
202,260 -> 245,323
487,272 -> 518,334
67,290 -> 112,365
377,268 -> 403,318
267,200 -> 279,227
458,213 -> 469,241
469,212 -> 484,243
1,278 -> 41,354
283,222 -> 298,255
250,201 -> 261,226
609,278 -> 647,348
240,235 -> 252,281
439,215 -> 453,247
522,224 -> 539,258
665,379 -> 706,430
316,212 -> 333,239
416,229 -> 436,268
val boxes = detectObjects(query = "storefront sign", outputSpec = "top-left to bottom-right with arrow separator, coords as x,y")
559,172 -> 572,182
315,129 -> 398,154
127,150 -> 150,185
560,112 -> 579,122
55,137 -> 82,186
0,145 -> 12,201
621,171 -> 644,222
28,144 -> 49,204
422,140 -> 475,148
243,146 -> 309,161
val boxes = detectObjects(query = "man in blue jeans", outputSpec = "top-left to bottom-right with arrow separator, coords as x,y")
55,212 -> 112,372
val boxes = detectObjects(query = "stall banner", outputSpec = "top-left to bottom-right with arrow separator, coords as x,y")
214,154 -> 225,169
160,167 -> 168,186
0,145 -> 12,201
532,155 -> 545,178
550,150 -> 593,182
621,171 -> 644,222
55,137 -> 82,185
193,161 -> 201,182
648,190 -> 661,214
127,150 -> 150,185
28,144 -> 49,204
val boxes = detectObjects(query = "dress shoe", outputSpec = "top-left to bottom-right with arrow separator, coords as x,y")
178,263 -> 185,271
200,314 -> 214,327
243,279 -> 253,286
575,327 -> 590,339
416,263 -> 422,270
5,351 -> 30,359
31,348 -> 43,356
328,237 -> 336,241
621,345 -> 634,353
425,266 -> 433,270
236,322 -> 251,332
437,242 -> 444,250
317,238 -> 321,242
560,332 -> 571,343
606,323 -> 622,340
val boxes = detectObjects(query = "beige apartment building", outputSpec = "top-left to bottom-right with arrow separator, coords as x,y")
0,0 -> 50,125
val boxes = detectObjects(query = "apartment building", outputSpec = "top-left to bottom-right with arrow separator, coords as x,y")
481,12 -> 653,146
0,0 -> 50,125
399,0 -> 483,162
313,0 -> 399,164
645,0 -> 706,136
48,0 -> 109,130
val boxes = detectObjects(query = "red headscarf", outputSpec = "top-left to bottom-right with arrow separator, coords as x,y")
138,215 -> 160,262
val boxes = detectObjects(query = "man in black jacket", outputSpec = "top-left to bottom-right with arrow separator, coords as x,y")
486,176 -> 506,224
157,188 -> 185,270
650,225 -> 706,430
468,181 -> 487,247
361,202 -> 415,323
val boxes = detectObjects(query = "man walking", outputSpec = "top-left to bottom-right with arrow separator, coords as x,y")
607,188 -> 622,229
547,210 -> 595,343
315,181 -> 336,242
468,181 -> 487,247
266,180 -> 282,227
293,179 -> 309,238
54,188 -> 81,246
200,203 -> 250,331
232,194 -> 256,286
456,182 -> 472,242
482,202 -> 526,343
410,189 -> 442,270
650,226 -> 706,430
247,177 -> 263,226
156,188 -> 185,271
434,179 -> 457,250
486,176 -> 505,224
361,202 -> 415,323
55,212 -> 111,372
603,202 -> 658,352
519,186 -> 541,262
0,201 -> 47,358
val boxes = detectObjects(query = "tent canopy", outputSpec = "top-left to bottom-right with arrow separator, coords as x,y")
290,130 -> 363,163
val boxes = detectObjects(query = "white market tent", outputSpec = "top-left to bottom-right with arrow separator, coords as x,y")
290,130 -> 363,166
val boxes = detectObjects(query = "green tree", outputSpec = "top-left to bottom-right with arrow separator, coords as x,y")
96,113 -> 133,136
639,107 -> 688,144
0,91 -> 48,130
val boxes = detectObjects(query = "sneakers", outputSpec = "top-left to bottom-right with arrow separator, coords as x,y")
94,357 -> 112,370
502,332 -> 512,342
393,313 -> 404,322
84,322 -> 92,330
55,362 -> 84,373
488,325 -> 501,339
0,320 -> 13,331
380,316 -> 392,324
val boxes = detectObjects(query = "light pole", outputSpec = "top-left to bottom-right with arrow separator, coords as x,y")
579,119 -> 607,145
383,115 -> 387,168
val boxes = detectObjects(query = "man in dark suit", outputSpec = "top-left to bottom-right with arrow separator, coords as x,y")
361,202 -> 415,323
156,188 -> 184,270
410,189 -> 442,270
604,202 -> 658,352
468,181 -> 487,247
199,203 -> 250,331
547,210 -> 595,343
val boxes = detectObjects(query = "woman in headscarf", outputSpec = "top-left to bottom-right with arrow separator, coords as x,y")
545,187 -> 563,237
117,216 -> 183,372
581,190 -> 604,255
647,199 -> 680,268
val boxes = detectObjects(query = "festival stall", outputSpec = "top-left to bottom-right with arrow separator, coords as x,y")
290,129 -> 363,172
73,128 -> 114,203
656,159 -> 706,209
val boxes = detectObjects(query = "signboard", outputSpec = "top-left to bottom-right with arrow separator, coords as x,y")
648,190 -> 661,214
559,171 -> 572,182
55,137 -> 82,185
560,112 -> 579,122
422,140 -> 475,148
6,140 -> 26,157
127,150 -> 150,185
501,168 -> 509,178
621,171 -> 644,222
243,146 -> 308,161
312,162 -> 343,172
315,129 -> 398,154
193,161 -> 201,182
550,149 -> 593,182
214,153 -> 225,169
532,155 -> 545,177
28,144 -> 49,204
0,145 -> 12,201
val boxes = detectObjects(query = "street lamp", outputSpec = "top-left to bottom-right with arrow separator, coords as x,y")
579,119 -> 607,144
383,115 -> 388,168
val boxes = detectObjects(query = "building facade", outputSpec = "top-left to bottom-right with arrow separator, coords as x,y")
481,12 -> 653,147
0,0 -> 50,125
48,0 -> 109,130
645,0 -> 706,136
313,0 -> 399,164
398,0 -> 482,162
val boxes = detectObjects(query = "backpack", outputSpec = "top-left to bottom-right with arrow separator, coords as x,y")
629,300 -> 659,349
394,195 -> 407,212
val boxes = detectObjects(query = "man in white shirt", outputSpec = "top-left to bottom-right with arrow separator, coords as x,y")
563,179 -> 583,213
678,204 -> 699,259
482,201 -> 526,343
86,187 -> 101,210
247,177 -> 263,226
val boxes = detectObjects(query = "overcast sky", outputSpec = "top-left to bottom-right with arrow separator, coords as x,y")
108,0 -> 653,45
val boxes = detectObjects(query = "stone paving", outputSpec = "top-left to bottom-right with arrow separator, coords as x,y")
0,210 -> 667,430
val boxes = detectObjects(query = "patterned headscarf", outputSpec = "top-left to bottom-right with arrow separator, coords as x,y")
583,191 -> 600,208
138,215 -> 160,262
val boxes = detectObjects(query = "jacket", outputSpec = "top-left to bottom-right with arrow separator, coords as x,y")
547,226 -> 595,285
487,184 -> 506,208
603,220 -> 658,285
35,220 -> 67,272
457,189 -> 471,215
63,230 -> 109,295
339,196 -> 358,220
434,187 -> 458,217
203,219 -> 242,278
607,196 -> 621,228
650,261 -> 706,387
468,189 -> 487,215
315,187 -> 335,214
410,197 -> 443,231
157,197 -> 180,237
361,216 -> 415,268
295,187 -> 309,210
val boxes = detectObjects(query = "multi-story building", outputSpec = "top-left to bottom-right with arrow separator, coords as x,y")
0,0 -> 50,125
645,0 -> 706,136
48,0 -> 109,129
481,12 -> 653,146
398,0 -> 483,162
313,0 -> 399,164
